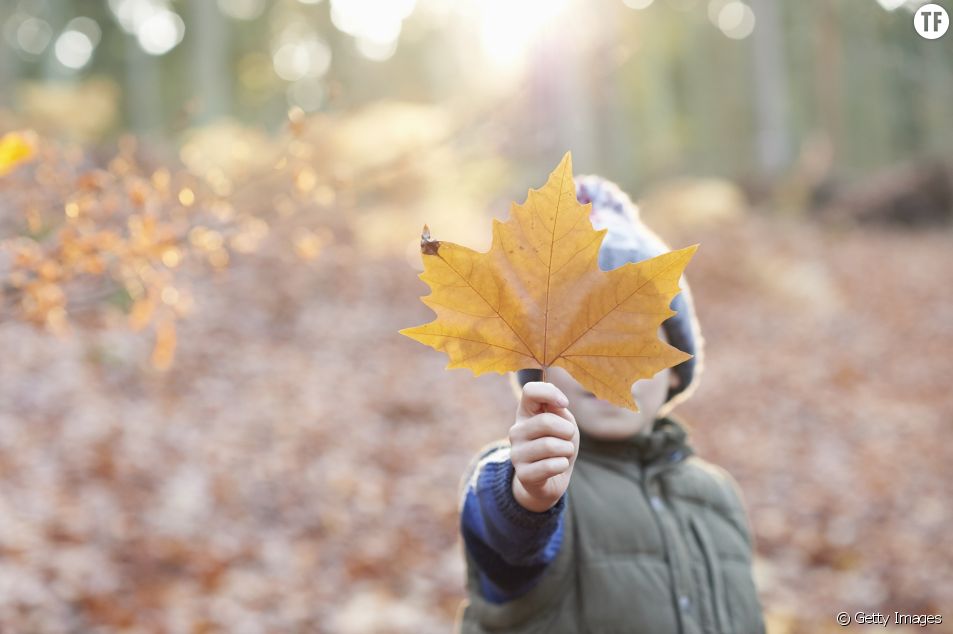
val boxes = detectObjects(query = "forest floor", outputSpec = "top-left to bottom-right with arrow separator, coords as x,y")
1,213 -> 951,633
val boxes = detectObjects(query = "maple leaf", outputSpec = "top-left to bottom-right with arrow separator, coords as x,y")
399,153 -> 698,411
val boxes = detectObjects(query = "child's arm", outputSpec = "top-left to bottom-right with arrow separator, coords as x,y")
459,382 -> 579,603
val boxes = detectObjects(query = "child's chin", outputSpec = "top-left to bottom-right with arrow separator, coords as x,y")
580,417 -> 644,439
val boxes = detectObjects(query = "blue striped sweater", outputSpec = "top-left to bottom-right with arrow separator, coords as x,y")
459,442 -> 566,604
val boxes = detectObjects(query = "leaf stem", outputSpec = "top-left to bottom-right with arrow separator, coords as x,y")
541,366 -> 548,383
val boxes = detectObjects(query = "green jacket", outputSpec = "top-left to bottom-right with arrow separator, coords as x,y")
457,416 -> 766,634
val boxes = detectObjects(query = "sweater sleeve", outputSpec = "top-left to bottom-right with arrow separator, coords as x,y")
459,443 -> 566,604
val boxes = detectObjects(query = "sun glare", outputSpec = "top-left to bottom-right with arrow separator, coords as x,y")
476,0 -> 571,70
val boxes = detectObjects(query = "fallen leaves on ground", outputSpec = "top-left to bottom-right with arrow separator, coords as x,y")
0,212 -> 951,633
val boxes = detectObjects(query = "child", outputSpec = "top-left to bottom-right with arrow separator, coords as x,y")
455,176 -> 766,633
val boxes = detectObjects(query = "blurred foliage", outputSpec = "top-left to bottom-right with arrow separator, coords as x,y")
2,0 -> 952,183
0,101 -> 510,368
2,131 -> 240,368
0,129 -> 35,174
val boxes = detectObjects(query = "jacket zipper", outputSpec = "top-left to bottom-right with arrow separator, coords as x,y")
640,463 -> 691,634
690,514 -> 729,634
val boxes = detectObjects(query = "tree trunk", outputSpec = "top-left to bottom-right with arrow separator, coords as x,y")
187,1 -> 231,124
751,0 -> 791,177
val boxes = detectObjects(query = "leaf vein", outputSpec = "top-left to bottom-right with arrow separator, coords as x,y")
409,332 -> 532,357
555,255 -> 686,359
435,252 -> 536,358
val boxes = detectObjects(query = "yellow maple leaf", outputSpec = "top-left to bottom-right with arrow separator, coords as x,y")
0,131 -> 36,176
400,152 -> 698,411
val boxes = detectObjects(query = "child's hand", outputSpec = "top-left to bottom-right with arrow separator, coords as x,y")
509,381 -> 579,513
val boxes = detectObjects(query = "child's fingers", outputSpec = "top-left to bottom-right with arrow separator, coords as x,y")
510,413 -> 576,442
511,437 -> 576,465
519,381 -> 569,418
552,405 -> 576,426
514,456 -> 570,485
